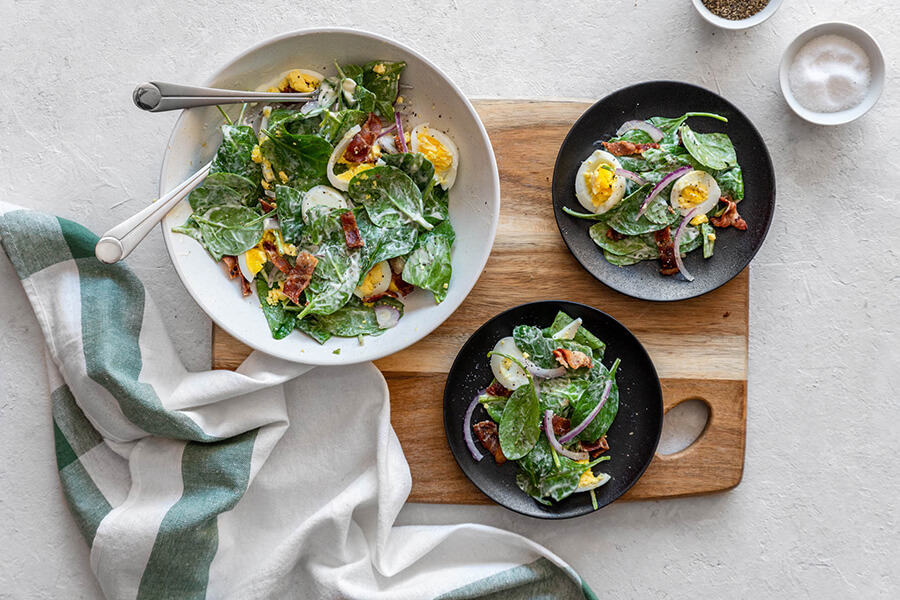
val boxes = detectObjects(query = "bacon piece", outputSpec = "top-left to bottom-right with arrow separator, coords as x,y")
262,241 -> 292,274
259,197 -> 276,213
343,113 -> 382,163
552,415 -> 571,436
711,196 -> 748,230
553,348 -> 593,370
653,226 -> 679,276
473,421 -> 506,465
601,140 -> 660,156
391,271 -> 415,297
221,256 -> 239,279
485,381 -> 513,398
606,227 -> 625,241
340,211 -> 364,249
282,251 -> 318,304
239,276 -> 252,296
580,435 -> 609,458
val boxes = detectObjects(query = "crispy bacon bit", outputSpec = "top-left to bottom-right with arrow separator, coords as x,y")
653,226 -> 679,276
473,421 -> 506,465
580,435 -> 609,458
282,251 -> 318,304
606,227 -> 625,241
262,241 -> 292,274
552,415 -> 571,436
343,113 -> 382,163
601,140 -> 660,156
553,348 -> 593,370
221,256 -> 239,279
239,276 -> 252,296
485,381 -> 513,398
259,197 -> 276,213
711,196 -> 748,230
391,271 -> 415,297
340,211 -> 364,248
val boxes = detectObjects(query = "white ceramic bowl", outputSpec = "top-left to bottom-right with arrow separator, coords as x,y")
692,0 -> 783,30
160,28 -> 500,365
779,22 -> 885,126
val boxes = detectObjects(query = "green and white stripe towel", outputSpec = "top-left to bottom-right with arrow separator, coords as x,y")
0,204 -> 597,600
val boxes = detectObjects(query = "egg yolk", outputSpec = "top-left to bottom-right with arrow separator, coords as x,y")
244,247 -> 268,276
578,470 -> 603,488
585,165 -> 616,206
679,184 -> 709,208
417,130 -> 453,177
266,281 -> 288,306
357,263 -> 386,297
269,70 -> 320,93
336,162 -> 376,183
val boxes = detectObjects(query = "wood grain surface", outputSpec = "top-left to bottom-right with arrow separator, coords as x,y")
211,99 -> 748,504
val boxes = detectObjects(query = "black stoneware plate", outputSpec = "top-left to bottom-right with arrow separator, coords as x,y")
552,81 -> 776,301
443,301 -> 663,519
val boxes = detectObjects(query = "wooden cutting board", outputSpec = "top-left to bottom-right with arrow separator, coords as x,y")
211,99 -> 748,504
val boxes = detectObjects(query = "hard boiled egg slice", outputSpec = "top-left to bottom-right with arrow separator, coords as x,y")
575,470 -> 611,492
301,185 -> 349,222
237,246 -> 268,282
670,170 -> 720,216
574,150 -> 627,214
410,124 -> 459,190
354,261 -> 391,299
489,336 -> 530,391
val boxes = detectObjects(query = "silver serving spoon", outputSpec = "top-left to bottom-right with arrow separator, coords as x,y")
95,82 -> 313,263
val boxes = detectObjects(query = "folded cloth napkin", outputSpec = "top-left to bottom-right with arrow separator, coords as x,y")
0,205 -> 596,600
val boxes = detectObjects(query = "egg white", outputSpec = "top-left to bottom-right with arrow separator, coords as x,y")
410,124 -> 459,190
489,336 -> 530,391
326,125 -> 362,191
354,261 -> 391,299
574,150 -> 627,214
670,170 -> 720,216
301,185 -> 349,222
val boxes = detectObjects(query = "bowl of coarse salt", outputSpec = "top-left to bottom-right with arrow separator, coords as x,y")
780,22 -> 885,125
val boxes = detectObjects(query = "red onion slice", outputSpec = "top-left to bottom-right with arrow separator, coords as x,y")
673,208 -> 700,282
614,168 -> 647,186
559,379 -> 612,444
464,391 -> 486,461
615,120 -> 664,143
374,304 -> 401,329
635,166 -> 691,220
545,410 -> 589,461
524,360 -> 567,380
395,112 -> 408,153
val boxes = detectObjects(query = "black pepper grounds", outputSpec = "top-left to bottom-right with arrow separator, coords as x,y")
702,0 -> 770,20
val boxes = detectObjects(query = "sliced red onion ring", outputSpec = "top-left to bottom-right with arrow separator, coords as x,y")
464,391 -> 486,461
614,168 -> 647,186
559,380 -> 612,444
374,304 -> 401,329
378,124 -> 398,139
545,410 -> 589,461
673,207 -> 700,282
395,112 -> 408,153
615,120 -> 664,143
635,166 -> 691,220
524,360 -> 566,380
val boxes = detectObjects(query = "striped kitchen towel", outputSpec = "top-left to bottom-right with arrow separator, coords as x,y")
0,204 -> 597,600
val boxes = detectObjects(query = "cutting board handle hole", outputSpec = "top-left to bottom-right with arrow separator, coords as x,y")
657,398 -> 711,456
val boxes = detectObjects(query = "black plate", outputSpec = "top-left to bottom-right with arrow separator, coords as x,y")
443,301 -> 663,519
552,81 -> 776,301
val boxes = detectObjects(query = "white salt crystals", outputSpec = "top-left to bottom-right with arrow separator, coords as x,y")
788,34 -> 872,113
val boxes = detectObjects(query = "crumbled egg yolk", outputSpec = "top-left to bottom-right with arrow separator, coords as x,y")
336,162 -> 376,183
690,213 -> 709,226
251,145 -> 263,164
578,470 -> 605,489
243,246 -> 268,276
372,63 -> 386,75
357,262 -> 387,297
262,230 -> 297,256
678,184 -> 708,209
261,180 -> 271,190
707,232 -> 717,242
416,128 -> 453,181
585,165 -> 616,207
266,281 -> 288,306
269,70 -> 321,93
278,171 -> 289,183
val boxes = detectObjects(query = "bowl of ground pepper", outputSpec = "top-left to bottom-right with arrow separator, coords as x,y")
692,0 -> 783,30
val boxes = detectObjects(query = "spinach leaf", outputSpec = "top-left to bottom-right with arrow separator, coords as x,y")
268,108 -> 323,136
498,382 -> 541,460
570,366 -> 620,443
381,153 -> 436,191
354,85 -> 377,113
297,240 -> 363,318
679,225 -> 702,255
588,226 -> 658,259
171,215 -> 205,246
603,184 -> 676,235
542,311 -> 605,353
513,324 -> 557,369
315,296 -> 403,337
679,124 -> 737,171
422,183 -> 450,226
275,185 -> 304,245
402,220 -> 454,303
355,209 -> 418,274
539,377 -> 589,416
319,109 -> 367,144
701,221 -> 715,259
210,124 -> 261,186
188,179 -> 244,214
714,165 -> 744,201
337,63 -> 364,84
478,389 -> 508,422
302,205 -> 344,246
347,165 -> 431,229
610,128 -> 654,144
194,206 -> 264,260
515,438 -> 583,504
647,112 -> 727,145
260,130 -> 332,192
294,316 -> 333,344
604,250 -> 644,266
256,279 -> 296,340
362,60 -> 406,120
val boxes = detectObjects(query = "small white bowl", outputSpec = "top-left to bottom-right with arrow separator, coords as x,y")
692,0 -> 783,30
779,22 -> 885,125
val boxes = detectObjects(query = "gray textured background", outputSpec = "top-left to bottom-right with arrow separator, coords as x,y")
1,1 -> 898,598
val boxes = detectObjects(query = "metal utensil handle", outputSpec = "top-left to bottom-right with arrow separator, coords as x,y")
94,162 -> 212,264
133,82 -> 314,112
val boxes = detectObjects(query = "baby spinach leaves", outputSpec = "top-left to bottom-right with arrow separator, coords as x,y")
498,382 -> 542,461
679,123 -> 737,171
319,109 -> 368,144
569,361 -> 620,443
355,209 -> 418,274
260,129 -> 332,191
256,279 -> 296,340
589,226 -> 658,260
347,165 -> 432,230
515,438 -> 582,505
513,325 -> 557,369
294,317 -> 333,345
542,311 -> 605,353
362,60 -> 406,120
714,165 -> 744,201
402,221 -> 454,303
275,185 -> 304,245
315,296 -> 403,337
422,183 -> 450,226
603,184 -> 677,236
701,221 -> 715,259
210,124 -> 261,186
297,240 -> 363,319
381,152 -> 436,191
539,377 -> 589,415
193,206 -> 264,260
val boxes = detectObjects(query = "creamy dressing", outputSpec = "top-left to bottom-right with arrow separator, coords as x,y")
788,34 -> 871,113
